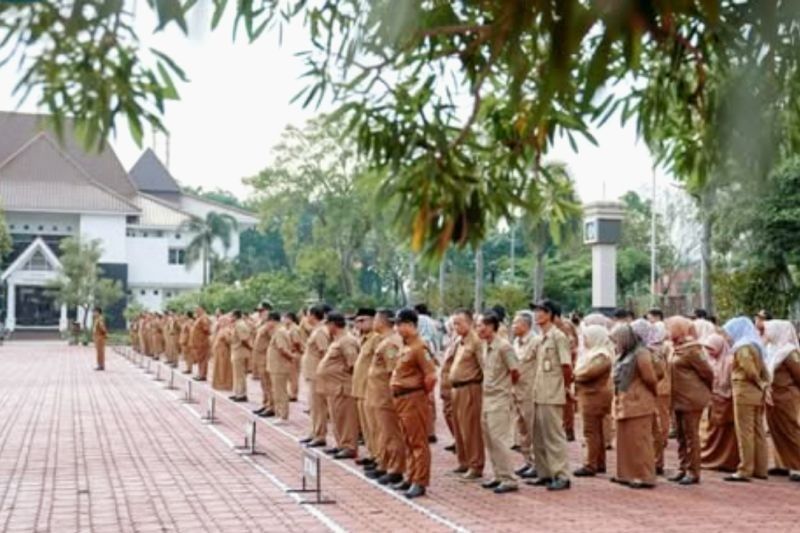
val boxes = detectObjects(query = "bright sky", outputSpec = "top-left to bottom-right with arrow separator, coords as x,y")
0,5 -> 672,205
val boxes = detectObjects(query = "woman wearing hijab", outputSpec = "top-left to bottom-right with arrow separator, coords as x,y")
573,325 -> 615,477
763,320 -> 800,482
700,333 -> 739,472
610,324 -> 658,488
665,316 -> 713,485
723,316 -> 770,482
211,315 -> 234,391
693,319 -> 716,343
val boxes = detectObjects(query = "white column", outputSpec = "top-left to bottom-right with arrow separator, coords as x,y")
59,304 -> 68,332
6,282 -> 15,332
592,244 -> 617,310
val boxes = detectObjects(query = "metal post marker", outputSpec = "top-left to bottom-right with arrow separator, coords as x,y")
234,420 -> 264,455
145,358 -> 153,374
164,368 -> 177,390
180,380 -> 195,404
153,364 -> 162,381
201,396 -> 216,424
288,448 -> 335,505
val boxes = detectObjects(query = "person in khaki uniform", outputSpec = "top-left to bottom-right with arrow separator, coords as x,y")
665,316 -> 713,485
179,311 -> 194,373
365,309 -> 405,485
449,309 -> 485,479
651,322 -> 672,475
439,325 -> 459,452
300,306 -> 330,447
723,317 -> 770,482
527,299 -> 572,491
391,308 -> 437,499
283,313 -> 304,400
316,312 -> 360,459
572,324 -> 614,477
229,310 -> 253,401
152,314 -> 166,361
350,308 -> 380,468
139,314 -> 150,357
267,318 -> 295,421
511,311 -> 537,478
130,316 -> 140,353
190,307 -> 212,381
477,313 -> 520,494
251,308 -> 275,417
210,315 -> 234,391
166,312 -> 182,367
555,316 -> 579,442
92,307 -> 108,371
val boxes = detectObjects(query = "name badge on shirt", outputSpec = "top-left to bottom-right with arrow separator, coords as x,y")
543,359 -> 552,372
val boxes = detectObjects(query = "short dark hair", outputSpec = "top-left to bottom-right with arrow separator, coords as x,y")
647,308 -> 664,320
396,308 -> 418,326
321,303 -> 333,314
327,312 -> 346,328
376,308 -> 395,324
613,307 -> 631,319
481,312 -> 500,332
531,299 -> 560,317
93,306 -> 103,314
693,308 -> 709,319
267,311 -> 281,322
490,305 -> 506,322
309,305 -> 325,320
232,309 -> 242,319
453,308 -> 473,322
414,303 -> 431,316
260,301 -> 273,311
187,311 -> 195,319
284,311 -> 299,324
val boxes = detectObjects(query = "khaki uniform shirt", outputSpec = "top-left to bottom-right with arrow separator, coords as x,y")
513,332 -> 537,402
448,329 -> 483,385
267,326 -> 293,374
303,325 -> 330,381
481,336 -> 518,412
352,332 -> 380,399
316,332 -> 359,396
532,326 -> 571,405
366,332 -> 403,409
231,319 -> 253,358
93,316 -> 108,341
190,315 -> 211,349
670,343 -> 714,411
731,344 -> 769,406
390,334 -> 436,392
253,322 -> 271,370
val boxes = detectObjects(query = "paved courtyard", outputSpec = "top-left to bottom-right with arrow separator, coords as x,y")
0,342 -> 797,532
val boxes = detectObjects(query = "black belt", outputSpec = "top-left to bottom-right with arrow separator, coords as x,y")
392,386 -> 425,398
451,379 -> 483,389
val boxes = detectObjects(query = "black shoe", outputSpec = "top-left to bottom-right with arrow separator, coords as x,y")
519,467 -> 538,479
629,481 -> 655,489
789,473 -> 800,482
481,480 -> 501,490
768,467 -> 790,476
573,467 -> 596,477
510,445 -> 522,452
678,476 -> 699,486
334,449 -> 356,460
668,471 -> 687,482
566,430 -> 576,442
307,440 -> 326,448
428,435 -> 437,444
289,397 -> 298,402
356,457 -> 375,466
723,474 -> 751,482
253,407 -> 266,415
493,484 -> 519,494
193,377 -> 206,382
258,410 -> 275,418
94,366 -> 104,371
451,466 -> 468,475
655,467 -> 665,476
378,473 -> 403,485
405,484 -> 426,499
366,469 -> 386,479
547,478 -> 571,491
364,463 -> 377,471
324,447 -> 340,455
299,436 -> 313,444
232,396 -> 247,402
514,465 -> 530,476
392,480 -> 411,491
444,444 -> 456,453
525,477 -> 552,487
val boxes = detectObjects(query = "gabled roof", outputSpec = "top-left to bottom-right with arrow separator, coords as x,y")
0,134 -> 140,215
1,237 -> 62,282
131,192 -> 194,228
179,193 -> 259,226
0,111 -> 137,197
129,148 -> 181,194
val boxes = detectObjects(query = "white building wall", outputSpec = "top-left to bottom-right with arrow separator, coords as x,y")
126,235 -> 203,288
6,212 -> 80,236
80,214 -> 127,263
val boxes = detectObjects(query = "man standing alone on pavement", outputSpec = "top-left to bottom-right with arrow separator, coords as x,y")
93,307 -> 108,371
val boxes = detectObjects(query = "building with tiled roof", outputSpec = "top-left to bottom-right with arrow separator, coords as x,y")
0,112 -> 257,332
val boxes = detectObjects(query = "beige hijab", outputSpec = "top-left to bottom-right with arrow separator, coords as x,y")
764,320 -> 800,377
577,324 -> 614,371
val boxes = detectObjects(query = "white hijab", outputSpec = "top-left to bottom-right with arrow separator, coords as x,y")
764,320 -> 800,377
576,324 -> 614,371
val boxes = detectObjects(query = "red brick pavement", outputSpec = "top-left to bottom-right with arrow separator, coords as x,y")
1,344 -> 798,532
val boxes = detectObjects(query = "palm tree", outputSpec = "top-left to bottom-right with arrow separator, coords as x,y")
180,212 -> 239,286
521,163 -> 582,301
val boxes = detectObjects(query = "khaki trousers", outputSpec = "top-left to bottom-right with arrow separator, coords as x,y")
533,403 -> 569,480
196,346 -> 210,379
482,408 -> 517,485
288,358 -> 300,399
270,372 -> 290,419
260,368 -> 273,410
451,384 -> 485,473
516,396 -> 535,466
675,409 -> 703,478
654,395 -> 670,469
582,412 -> 606,472
182,345 -> 193,372
327,393 -> 359,452
394,390 -> 431,486
375,405 -> 406,474
95,339 -> 106,369
733,402 -> 768,478
357,399 -> 377,459
427,392 -> 436,437
441,390 -> 455,440
563,397 -> 576,436
231,352 -> 248,397
307,380 -> 328,441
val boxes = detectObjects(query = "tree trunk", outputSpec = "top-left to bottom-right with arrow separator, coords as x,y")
474,246 -> 484,313
438,253 -> 446,315
407,253 -> 416,306
533,246 -> 546,301
699,188 -> 715,314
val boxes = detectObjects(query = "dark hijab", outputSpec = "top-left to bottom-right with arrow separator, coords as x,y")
611,324 -> 640,393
